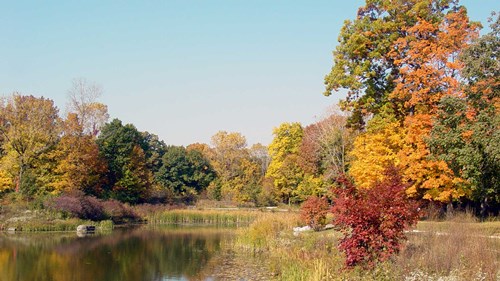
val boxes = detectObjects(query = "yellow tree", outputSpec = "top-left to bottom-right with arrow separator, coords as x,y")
207,131 -> 263,203
209,131 -> 247,181
266,122 -> 305,204
349,111 -> 406,189
0,94 -> 60,195
0,169 -> 12,192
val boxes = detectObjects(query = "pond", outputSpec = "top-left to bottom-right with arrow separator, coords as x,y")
0,226 -> 272,281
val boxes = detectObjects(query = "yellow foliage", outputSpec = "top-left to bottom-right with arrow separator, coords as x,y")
0,169 -> 13,192
266,122 -> 305,203
349,119 -> 405,189
295,174 -> 326,201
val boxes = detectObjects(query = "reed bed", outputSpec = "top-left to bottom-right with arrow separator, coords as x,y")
145,209 -> 262,226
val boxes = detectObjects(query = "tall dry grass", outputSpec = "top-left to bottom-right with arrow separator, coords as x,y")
396,214 -> 500,280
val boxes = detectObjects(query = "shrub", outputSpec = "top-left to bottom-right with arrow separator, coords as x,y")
102,199 -> 139,223
331,167 -> 420,268
46,192 -> 106,221
300,196 -> 330,231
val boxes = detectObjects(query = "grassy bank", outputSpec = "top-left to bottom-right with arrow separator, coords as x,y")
235,212 -> 500,281
2,219 -> 113,232
0,198 -> 114,232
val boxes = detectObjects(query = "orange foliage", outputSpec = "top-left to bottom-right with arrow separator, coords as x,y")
386,8 -> 479,202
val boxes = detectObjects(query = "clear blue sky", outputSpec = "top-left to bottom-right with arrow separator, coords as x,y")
1,1 -> 498,146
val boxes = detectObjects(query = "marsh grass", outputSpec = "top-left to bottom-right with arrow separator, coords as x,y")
235,212 -> 500,281
395,216 -> 500,280
145,209 -> 262,226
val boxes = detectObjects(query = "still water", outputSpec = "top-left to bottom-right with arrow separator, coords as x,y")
0,226 -> 270,281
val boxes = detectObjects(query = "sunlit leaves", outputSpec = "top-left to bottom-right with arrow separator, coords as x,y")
0,94 -> 60,194
266,123 -> 305,204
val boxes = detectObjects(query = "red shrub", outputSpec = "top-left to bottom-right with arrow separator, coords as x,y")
47,192 -> 106,221
300,196 -> 330,231
331,167 -> 420,268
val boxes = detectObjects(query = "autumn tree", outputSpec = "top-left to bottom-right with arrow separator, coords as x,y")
266,122 -> 305,204
0,94 -> 60,195
206,131 -> 265,205
209,131 -> 247,179
429,15 -> 500,213
48,113 -> 108,196
325,0 -> 480,202
324,0 -> 472,128
391,6 -> 479,202
66,78 -> 109,136
348,108 -> 406,189
249,143 -> 270,176
300,110 -> 356,181
298,122 -> 321,176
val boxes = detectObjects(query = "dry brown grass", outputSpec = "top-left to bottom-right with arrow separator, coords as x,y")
395,214 -> 500,280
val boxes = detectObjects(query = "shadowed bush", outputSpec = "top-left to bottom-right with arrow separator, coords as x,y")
46,192 -> 106,221
102,199 -> 139,223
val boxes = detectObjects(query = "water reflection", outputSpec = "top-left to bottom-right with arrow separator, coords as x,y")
0,226 -> 233,281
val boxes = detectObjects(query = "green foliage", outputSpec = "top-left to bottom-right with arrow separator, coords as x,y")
142,131 -> 167,174
155,145 -> 215,201
96,119 -> 152,204
428,15 -> 500,212
429,96 -> 499,209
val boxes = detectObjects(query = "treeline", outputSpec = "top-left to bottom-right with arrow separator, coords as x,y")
0,82 -> 353,206
1,1 -> 499,214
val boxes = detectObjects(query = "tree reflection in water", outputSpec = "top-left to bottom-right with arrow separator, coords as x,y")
0,226 -> 233,281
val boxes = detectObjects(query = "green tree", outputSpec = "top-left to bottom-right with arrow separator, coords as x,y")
96,119 -> 151,203
155,145 -> 215,201
142,131 -> 167,174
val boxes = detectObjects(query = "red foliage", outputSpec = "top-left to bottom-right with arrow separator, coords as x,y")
300,196 -> 329,231
331,167 -> 420,268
